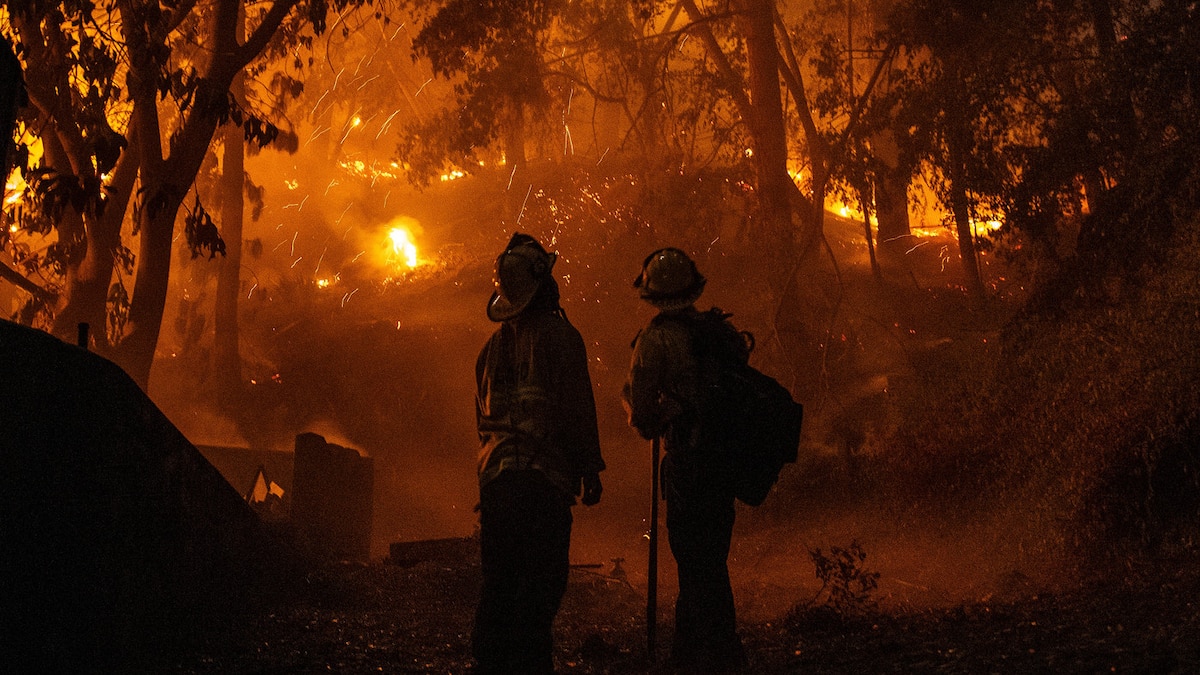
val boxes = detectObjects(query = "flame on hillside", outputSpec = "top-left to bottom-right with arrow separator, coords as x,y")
383,217 -> 423,270
388,227 -> 418,268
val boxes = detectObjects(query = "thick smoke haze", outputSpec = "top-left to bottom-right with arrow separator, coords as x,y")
149,141 -> 1046,614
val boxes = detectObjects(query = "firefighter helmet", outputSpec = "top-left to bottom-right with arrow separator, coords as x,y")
487,233 -> 557,321
633,247 -> 706,311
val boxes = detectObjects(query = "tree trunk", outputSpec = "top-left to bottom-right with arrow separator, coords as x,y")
50,131 -> 139,353
505,102 -> 527,170
773,9 -> 823,256
1088,0 -> 1138,151
946,124 -> 987,302
858,184 -> 881,280
112,0 -> 295,388
873,165 -> 910,244
117,80 -> 226,387
870,128 -> 910,246
215,10 -> 246,405
119,203 -> 175,387
51,211 -> 118,351
739,0 -> 793,260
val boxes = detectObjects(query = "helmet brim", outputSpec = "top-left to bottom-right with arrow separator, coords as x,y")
639,277 -> 706,311
486,288 -> 534,322
486,246 -> 557,322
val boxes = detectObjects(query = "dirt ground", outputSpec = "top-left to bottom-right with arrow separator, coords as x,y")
170,544 -> 1200,674
153,171 -> 1200,673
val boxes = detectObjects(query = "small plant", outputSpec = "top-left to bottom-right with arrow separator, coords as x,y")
808,540 -> 880,616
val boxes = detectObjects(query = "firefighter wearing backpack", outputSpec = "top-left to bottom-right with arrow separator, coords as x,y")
474,233 -> 605,674
622,247 -> 748,673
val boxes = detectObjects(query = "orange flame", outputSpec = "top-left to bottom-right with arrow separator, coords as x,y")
388,227 -> 418,268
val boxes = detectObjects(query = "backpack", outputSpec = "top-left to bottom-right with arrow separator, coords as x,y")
659,308 -> 804,506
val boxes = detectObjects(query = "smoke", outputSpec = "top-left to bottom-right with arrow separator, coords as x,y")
146,112 -> 1097,620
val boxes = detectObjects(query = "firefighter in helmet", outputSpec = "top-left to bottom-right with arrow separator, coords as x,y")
473,232 -> 605,674
623,247 -> 747,672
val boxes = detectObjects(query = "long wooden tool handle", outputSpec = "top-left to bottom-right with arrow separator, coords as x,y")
647,435 -> 660,660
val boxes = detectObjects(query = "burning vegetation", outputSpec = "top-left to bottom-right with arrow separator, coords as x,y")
2,0 -> 1200,671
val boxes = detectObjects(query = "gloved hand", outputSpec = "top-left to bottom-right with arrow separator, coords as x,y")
581,473 -> 603,506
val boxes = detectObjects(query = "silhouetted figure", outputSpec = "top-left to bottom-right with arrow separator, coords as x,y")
473,233 -> 605,674
622,248 -> 747,673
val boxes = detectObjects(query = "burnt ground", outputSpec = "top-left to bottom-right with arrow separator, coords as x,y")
170,546 -> 1200,674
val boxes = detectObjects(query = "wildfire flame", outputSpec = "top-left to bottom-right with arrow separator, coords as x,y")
5,175 -> 25,206
388,227 -> 419,268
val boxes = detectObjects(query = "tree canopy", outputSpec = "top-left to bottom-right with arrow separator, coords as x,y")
2,0 -> 1197,388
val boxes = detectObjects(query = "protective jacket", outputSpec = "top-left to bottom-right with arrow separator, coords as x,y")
622,307 -> 704,444
476,296 -> 604,502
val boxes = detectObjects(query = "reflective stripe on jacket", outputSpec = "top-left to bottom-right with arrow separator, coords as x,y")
476,307 -> 604,500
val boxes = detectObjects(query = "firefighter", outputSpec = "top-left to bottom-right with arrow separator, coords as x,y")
622,247 -> 746,673
472,232 -> 605,674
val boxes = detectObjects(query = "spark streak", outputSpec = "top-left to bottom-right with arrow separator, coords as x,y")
517,185 -> 532,224
353,53 -> 370,77
376,110 -> 402,140
304,127 -> 333,147
338,116 -> 360,146
310,90 -> 331,120
415,78 -> 433,96
305,127 -> 331,146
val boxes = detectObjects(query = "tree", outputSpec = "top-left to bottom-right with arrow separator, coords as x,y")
2,0 -> 358,387
870,0 -> 1199,307
214,4 -> 249,404
399,0 -> 556,185
872,0 -> 1064,302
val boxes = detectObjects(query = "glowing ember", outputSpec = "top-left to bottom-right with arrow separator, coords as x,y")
388,227 -> 419,268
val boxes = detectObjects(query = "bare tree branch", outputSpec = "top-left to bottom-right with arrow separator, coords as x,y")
0,259 -> 55,304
